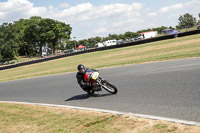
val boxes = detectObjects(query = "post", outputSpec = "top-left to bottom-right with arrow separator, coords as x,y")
73,37 -> 76,49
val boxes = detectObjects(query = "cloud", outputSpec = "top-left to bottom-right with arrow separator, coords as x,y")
54,2 -> 143,24
159,4 -> 183,13
183,0 -> 200,16
59,3 -> 71,8
0,1 -> 143,23
112,18 -> 143,28
148,3 -> 183,17
93,28 -> 107,34
0,0 -> 47,22
99,21 -> 107,26
148,0 -> 200,18
148,12 -> 157,17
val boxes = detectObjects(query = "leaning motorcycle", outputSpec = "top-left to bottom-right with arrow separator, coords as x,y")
84,71 -> 118,95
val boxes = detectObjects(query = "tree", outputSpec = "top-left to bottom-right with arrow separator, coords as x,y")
152,26 -> 168,34
124,31 -> 133,39
0,16 -> 72,60
65,40 -> 74,49
21,17 -> 72,56
178,13 -> 197,29
24,17 -> 42,56
87,38 -> 96,47
0,23 -> 20,60
94,36 -> 102,43
78,39 -> 88,47
108,34 -> 119,40
13,19 -> 29,56
42,18 -> 71,55
0,52 -> 2,61
118,34 -> 124,40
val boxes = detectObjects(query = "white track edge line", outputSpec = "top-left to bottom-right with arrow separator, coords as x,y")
0,101 -> 200,126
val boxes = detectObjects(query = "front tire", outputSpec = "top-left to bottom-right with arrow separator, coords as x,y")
102,80 -> 118,94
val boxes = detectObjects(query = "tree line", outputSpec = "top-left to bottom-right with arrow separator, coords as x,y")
0,16 -> 72,61
0,13 -> 199,61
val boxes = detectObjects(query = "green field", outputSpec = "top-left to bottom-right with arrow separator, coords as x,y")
0,34 -> 200,82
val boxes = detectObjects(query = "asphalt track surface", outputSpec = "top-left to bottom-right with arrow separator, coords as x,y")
0,58 -> 200,123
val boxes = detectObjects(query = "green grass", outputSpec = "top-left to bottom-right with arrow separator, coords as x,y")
15,56 -> 43,63
0,34 -> 200,82
1,103 -> 199,133
153,124 -> 168,129
0,103 -> 119,133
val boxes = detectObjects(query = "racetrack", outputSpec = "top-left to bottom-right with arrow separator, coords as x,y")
0,57 -> 200,123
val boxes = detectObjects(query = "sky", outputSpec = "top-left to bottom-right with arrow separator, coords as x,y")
0,0 -> 200,40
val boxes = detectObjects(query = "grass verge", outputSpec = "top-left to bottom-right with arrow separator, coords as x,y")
0,103 -> 200,133
0,34 -> 200,82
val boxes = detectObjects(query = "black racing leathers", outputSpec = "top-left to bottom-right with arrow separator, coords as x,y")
76,68 -> 98,91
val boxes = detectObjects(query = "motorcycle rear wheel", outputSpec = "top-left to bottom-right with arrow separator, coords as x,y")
102,80 -> 118,94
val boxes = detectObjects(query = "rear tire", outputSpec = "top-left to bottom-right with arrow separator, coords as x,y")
102,80 -> 118,94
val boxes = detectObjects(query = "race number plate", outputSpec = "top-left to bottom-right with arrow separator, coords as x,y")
91,72 -> 99,80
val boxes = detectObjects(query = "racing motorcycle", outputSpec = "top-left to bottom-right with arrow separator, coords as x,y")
84,71 -> 118,95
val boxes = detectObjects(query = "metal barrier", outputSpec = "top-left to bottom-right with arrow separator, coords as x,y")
0,29 -> 199,71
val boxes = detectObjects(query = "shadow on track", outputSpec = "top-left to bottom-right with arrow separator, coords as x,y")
65,93 -> 112,102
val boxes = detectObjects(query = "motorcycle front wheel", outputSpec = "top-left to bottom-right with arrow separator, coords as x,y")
102,80 -> 118,94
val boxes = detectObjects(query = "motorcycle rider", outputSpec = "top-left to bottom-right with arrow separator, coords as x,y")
76,64 -> 99,94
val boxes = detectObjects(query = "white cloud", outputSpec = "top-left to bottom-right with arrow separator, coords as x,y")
159,4 -> 183,13
183,0 -> 200,16
159,7 -> 169,13
148,0 -> 200,18
57,2 -> 143,24
0,12 -> 5,18
0,1 -> 143,23
0,0 -> 47,22
148,3 -> 183,16
171,4 -> 183,10
112,18 -> 143,28
99,21 -> 107,26
94,28 -> 107,34
148,12 -> 157,17
146,0 -> 200,30
59,3 -> 71,8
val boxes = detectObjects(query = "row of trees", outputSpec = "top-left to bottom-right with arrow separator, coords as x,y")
0,13 -> 199,61
0,16 -> 72,61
